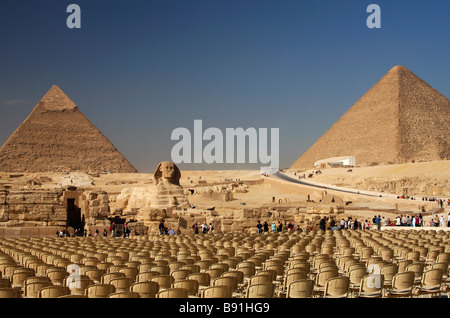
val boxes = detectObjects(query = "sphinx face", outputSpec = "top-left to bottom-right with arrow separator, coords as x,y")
160,161 -> 176,179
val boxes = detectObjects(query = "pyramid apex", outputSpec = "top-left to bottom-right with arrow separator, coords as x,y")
38,85 -> 77,112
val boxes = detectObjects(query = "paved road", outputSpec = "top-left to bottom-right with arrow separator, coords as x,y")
271,171 -> 396,199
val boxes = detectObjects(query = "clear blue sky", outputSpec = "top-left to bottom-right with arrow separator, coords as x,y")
0,0 -> 449,172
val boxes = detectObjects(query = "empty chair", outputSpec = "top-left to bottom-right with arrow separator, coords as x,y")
173,279 -> 200,297
188,273 -> 211,288
108,291 -> 140,298
414,268 -> 443,298
0,287 -> 22,298
11,269 -> 35,289
180,264 -> 201,274
397,260 -> 413,273
286,279 -> 314,298
204,268 -> 225,281
136,271 -> 160,283
171,269 -> 193,282
222,271 -> 244,286
314,269 -> 338,295
323,276 -> 350,298
109,277 -> 134,292
435,253 -> 450,264
38,286 -> 70,298
283,272 -> 307,294
357,274 -> 385,298
406,262 -> 425,285
386,272 -> 415,298
348,267 -> 367,296
213,276 -> 238,294
46,267 -> 68,285
202,285 -> 232,298
131,281 -> 159,298
379,263 -> 398,287
249,274 -> 273,286
157,288 -> 189,298
246,282 -> 274,298
85,284 -> 116,298
85,269 -> 105,284
57,294 -> 88,298
119,267 -> 139,280
151,275 -> 175,291
0,278 -> 11,288
65,276 -> 94,295
24,281 -> 53,298
101,272 -> 126,284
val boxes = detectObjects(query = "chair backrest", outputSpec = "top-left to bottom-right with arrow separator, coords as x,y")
0,278 -> 11,288
136,271 -> 160,283
0,287 -> 22,298
202,285 -> 232,298
324,276 -> 349,298
348,267 -> 367,285
222,271 -> 244,284
108,291 -> 140,298
249,274 -> 273,285
421,268 -> 443,288
109,277 -> 134,292
38,286 -> 71,298
157,288 -> 189,298
131,281 -> 159,298
286,279 -> 314,298
188,272 -> 211,287
316,269 -> 338,287
436,253 -> 450,263
119,267 -> 139,279
213,276 -> 238,293
284,272 -> 307,291
151,275 -> 175,290
246,282 -> 274,298
24,281 -> 53,298
380,263 -> 398,281
101,272 -> 126,284
406,262 -> 425,280
86,284 -> 116,298
173,279 -> 200,296
180,264 -> 201,274
397,260 -> 413,273
392,271 -> 415,291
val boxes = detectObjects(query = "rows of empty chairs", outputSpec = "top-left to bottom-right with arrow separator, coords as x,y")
0,228 -> 449,298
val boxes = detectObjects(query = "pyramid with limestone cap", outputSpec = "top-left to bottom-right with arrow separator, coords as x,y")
0,85 -> 137,173
291,65 -> 450,170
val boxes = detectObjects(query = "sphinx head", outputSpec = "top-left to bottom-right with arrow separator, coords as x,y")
154,161 -> 181,186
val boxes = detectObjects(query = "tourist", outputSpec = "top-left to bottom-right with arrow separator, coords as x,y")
439,215 -> 445,227
168,228 -> 175,235
208,223 -> 214,234
256,221 -> 263,234
271,222 -> 276,232
159,219 -> 165,235
277,221 -> 283,232
103,229 -> 107,237
320,217 -> 326,231
448,213 -> 450,227
375,215 -> 381,230
263,221 -> 269,232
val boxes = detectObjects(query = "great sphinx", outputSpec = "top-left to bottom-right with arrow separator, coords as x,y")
113,161 -> 190,220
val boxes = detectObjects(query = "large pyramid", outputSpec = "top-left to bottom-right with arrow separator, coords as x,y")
0,85 -> 138,173
291,65 -> 450,170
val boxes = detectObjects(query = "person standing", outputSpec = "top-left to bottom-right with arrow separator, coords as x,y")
256,221 -> 263,234
271,222 -> 276,232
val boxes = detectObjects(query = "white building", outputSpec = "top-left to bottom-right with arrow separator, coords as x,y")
314,156 -> 356,168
